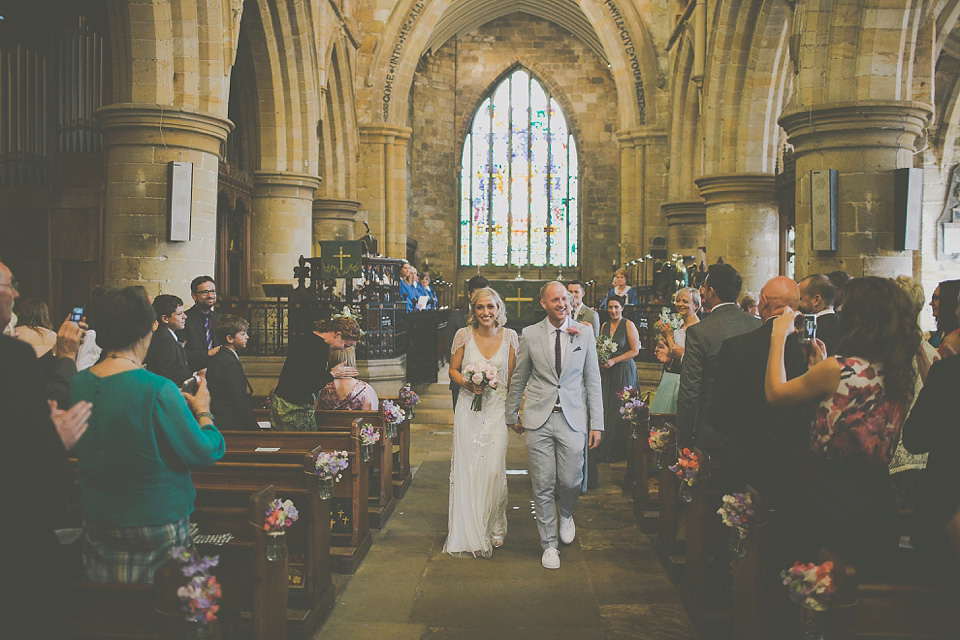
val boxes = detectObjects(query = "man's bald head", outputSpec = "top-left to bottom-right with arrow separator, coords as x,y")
758,276 -> 800,322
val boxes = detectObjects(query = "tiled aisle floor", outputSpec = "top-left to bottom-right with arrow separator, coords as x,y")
316,386 -> 698,640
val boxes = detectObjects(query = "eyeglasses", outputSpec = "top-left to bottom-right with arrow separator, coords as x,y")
196,289 -> 217,296
0,279 -> 18,292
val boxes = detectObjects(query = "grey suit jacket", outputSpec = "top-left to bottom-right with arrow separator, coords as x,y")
506,318 -> 604,433
575,305 -> 600,338
676,303 -> 761,443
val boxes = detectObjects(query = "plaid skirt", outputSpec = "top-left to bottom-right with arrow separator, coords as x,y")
82,517 -> 190,584
269,389 -> 316,431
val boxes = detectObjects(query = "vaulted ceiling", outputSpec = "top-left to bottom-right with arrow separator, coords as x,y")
422,0 -> 608,64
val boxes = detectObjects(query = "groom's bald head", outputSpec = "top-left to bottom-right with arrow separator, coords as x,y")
540,281 -> 565,300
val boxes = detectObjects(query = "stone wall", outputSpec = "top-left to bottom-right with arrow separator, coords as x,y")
409,12 -> 620,287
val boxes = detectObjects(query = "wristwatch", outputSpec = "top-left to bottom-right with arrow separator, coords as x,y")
197,411 -> 215,422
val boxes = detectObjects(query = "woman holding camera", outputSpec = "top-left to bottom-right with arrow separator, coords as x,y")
765,277 -> 920,576
70,287 -> 225,583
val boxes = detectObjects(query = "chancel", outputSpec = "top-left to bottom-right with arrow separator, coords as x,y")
2,1 -> 960,638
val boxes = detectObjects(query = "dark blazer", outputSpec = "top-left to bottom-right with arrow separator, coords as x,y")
145,326 -> 191,385
178,306 -> 222,371
676,303 -> 762,444
207,348 -> 258,430
710,319 -> 811,494
814,310 -> 839,356
1,336 -> 71,634
36,350 -> 78,407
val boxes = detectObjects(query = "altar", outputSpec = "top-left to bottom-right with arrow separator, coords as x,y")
487,279 -> 548,327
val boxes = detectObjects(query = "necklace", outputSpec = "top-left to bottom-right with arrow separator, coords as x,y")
107,354 -> 143,368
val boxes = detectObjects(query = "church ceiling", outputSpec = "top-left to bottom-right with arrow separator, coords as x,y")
422,0 -> 608,64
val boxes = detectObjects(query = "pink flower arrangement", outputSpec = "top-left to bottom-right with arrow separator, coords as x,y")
381,399 -> 406,425
462,361 -> 499,411
263,498 -> 299,532
397,383 -> 420,410
359,423 -> 380,447
172,547 -> 221,623
781,561 -> 836,611
668,448 -> 700,486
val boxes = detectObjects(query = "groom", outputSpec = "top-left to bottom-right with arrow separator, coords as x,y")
506,281 -> 604,569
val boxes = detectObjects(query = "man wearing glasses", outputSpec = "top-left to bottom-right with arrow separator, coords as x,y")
179,275 -> 223,370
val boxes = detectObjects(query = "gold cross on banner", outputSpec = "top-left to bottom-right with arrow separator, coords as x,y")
504,287 -> 533,316
333,245 -> 350,270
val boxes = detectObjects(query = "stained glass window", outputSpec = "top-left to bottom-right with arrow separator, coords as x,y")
460,68 -> 578,268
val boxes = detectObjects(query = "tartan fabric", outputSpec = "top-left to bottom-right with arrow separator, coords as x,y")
269,388 -> 316,431
82,517 -> 189,584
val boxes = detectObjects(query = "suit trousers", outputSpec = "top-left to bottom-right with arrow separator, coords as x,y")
525,410 -> 586,549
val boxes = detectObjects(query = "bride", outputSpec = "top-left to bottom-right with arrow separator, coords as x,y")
444,287 -> 518,557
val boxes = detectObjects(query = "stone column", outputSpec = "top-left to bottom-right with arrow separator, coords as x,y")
694,173 -> 778,294
779,101 -> 932,279
617,127 -> 669,265
313,198 -> 362,244
358,124 -> 412,260
661,200 -> 706,261
96,104 -> 232,298
250,171 -> 321,298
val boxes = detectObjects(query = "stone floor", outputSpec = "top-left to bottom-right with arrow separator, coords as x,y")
315,383 -> 698,640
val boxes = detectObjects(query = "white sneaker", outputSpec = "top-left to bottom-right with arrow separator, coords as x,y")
559,516 -> 576,544
541,548 -> 560,569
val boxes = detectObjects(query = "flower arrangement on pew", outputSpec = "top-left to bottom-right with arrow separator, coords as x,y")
172,547 -> 221,624
597,334 -> 618,364
398,383 -> 420,418
358,422 -> 380,462
461,361 -> 499,411
314,450 -> 350,500
717,492 -> 756,558
617,386 -> 646,438
382,399 -> 407,438
647,424 -> 671,468
668,447 -> 700,502
263,498 -> 299,561
782,560 -> 837,638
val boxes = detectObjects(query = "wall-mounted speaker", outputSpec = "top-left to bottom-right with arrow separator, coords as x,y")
810,169 -> 837,252
168,161 -> 193,242
894,167 -> 922,251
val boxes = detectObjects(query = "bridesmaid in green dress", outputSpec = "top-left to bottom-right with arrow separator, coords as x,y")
597,294 -> 641,464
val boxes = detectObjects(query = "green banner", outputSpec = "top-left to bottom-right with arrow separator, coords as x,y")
318,241 -> 362,279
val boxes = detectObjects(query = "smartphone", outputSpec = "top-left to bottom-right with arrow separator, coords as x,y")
794,314 -> 817,341
69,306 -> 84,323
181,372 -> 201,394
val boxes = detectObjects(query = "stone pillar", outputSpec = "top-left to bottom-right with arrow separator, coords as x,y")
695,173 -> 778,294
358,124 -> 412,260
313,198 -> 362,244
662,200 -> 706,261
97,104 -> 232,298
250,171 -> 320,298
617,127 -> 669,263
779,101 -> 932,279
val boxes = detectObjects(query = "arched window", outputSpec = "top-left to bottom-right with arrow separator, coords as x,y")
460,68 -> 578,268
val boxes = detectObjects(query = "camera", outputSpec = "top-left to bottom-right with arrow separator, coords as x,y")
69,306 -> 84,323
794,313 -> 817,341
181,373 -> 201,394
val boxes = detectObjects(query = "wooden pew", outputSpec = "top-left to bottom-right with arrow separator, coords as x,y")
681,447 -> 730,608
655,422 -> 682,580
212,430 -> 372,574
314,412 -> 396,527
623,404 -> 650,497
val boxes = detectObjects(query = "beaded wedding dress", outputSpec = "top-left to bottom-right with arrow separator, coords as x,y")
443,326 -> 518,558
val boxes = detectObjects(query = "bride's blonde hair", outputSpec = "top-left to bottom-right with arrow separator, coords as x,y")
468,287 -> 508,328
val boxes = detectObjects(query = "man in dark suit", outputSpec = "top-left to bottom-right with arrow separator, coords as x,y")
798,273 -> 839,355
711,276 -> 811,498
445,274 -> 489,408
207,314 -> 259,430
145,294 -> 191,385
676,263 -> 762,447
178,275 -> 222,371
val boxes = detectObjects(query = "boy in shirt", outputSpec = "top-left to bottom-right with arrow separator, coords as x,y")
206,314 -> 259,430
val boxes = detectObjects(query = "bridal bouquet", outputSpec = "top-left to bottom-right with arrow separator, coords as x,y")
597,334 -> 618,363
462,361 -> 500,411
781,561 -> 836,611
172,547 -> 221,623
658,307 -> 684,333
263,498 -> 299,532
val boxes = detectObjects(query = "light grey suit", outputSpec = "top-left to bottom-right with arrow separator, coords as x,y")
506,318 -> 604,549
676,303 -> 762,445
574,304 -> 600,338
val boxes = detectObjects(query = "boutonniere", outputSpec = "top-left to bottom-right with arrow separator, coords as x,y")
566,325 -> 580,343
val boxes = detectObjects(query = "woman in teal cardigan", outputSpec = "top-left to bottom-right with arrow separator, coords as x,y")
71,287 -> 225,584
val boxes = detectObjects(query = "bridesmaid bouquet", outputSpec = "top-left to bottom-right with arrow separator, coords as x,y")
462,361 -> 499,411
658,307 -> 684,333
597,334 -> 618,363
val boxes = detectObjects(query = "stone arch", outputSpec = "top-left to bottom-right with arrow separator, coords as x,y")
363,0 -> 658,130
701,0 -> 793,176
666,34 -> 700,201
319,37 -> 359,199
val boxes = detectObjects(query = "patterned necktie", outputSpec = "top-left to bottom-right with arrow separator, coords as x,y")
204,314 -> 212,349
555,328 -> 562,377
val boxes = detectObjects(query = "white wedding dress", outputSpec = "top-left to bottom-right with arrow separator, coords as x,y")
443,326 -> 518,558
